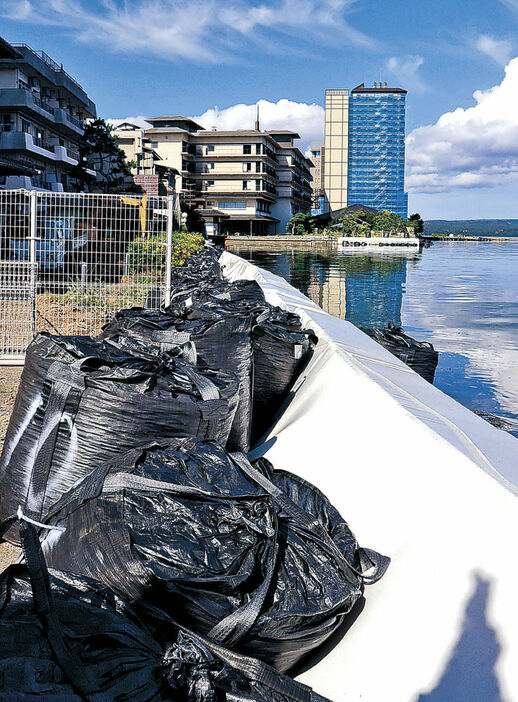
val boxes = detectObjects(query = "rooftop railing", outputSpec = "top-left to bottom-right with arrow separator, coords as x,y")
11,43 -> 84,92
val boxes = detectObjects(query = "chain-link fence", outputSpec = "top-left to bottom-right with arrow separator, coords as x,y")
0,190 -> 174,361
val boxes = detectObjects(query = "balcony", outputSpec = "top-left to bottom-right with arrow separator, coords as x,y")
54,108 -> 85,134
0,88 -> 58,122
0,131 -> 55,159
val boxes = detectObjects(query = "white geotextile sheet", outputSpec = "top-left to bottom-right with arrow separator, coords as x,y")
221,250 -> 518,702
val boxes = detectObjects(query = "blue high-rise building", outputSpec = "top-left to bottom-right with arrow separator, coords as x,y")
347,83 -> 408,218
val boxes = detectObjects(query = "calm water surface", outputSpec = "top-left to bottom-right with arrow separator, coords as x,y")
229,241 -> 518,437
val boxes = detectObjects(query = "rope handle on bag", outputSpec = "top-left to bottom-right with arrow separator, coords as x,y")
231,452 -> 390,585
0,510 -> 109,702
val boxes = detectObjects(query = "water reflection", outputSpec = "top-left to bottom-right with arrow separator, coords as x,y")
229,241 -> 518,437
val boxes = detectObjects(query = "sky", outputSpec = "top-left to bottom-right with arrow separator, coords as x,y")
2,0 -> 518,219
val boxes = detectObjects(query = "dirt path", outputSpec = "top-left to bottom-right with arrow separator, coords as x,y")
0,366 -> 22,571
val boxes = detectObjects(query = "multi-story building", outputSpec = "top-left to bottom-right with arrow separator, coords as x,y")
0,37 -> 96,191
309,141 -> 326,215
348,83 -> 407,217
112,121 -> 177,196
116,116 -> 312,234
323,89 -> 350,213
322,83 -> 408,218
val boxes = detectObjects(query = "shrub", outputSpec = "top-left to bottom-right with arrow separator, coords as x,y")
127,231 -> 205,273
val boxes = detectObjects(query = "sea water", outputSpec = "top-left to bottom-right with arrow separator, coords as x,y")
229,240 -> 518,437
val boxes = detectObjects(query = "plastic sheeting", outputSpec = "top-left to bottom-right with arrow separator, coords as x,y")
0,333 -> 238,539
42,437 -> 387,673
220,250 -> 518,702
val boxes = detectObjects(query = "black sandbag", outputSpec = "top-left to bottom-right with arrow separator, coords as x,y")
43,437 -> 389,673
0,333 -> 239,539
252,308 -> 317,442
362,322 -> 439,383
0,517 -> 330,702
102,301 -> 254,452
170,278 -> 267,307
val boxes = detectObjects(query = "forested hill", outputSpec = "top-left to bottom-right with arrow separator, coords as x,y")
424,220 -> 518,236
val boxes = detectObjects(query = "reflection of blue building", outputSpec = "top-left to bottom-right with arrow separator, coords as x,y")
345,256 -> 407,328
348,83 -> 408,217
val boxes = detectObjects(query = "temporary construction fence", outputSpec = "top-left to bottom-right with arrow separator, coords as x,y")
0,189 -> 175,361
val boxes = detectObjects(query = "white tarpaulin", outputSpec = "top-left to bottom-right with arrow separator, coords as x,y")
221,250 -> 518,702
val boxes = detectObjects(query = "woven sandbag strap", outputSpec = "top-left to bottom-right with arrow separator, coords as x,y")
25,360 -> 86,522
179,626 -> 332,702
207,522 -> 279,647
148,330 -> 198,365
231,452 -> 390,585
178,363 -> 220,401
0,514 -> 108,702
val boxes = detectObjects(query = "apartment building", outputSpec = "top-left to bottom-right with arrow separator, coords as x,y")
117,116 -> 312,234
112,121 -> 177,196
309,141 -> 326,214
0,37 -> 96,191
322,83 -> 408,217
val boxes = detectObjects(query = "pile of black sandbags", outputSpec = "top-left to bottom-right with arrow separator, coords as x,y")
0,246 -> 388,699
0,332 -> 238,538
0,516 -> 331,702
42,438 -> 389,673
362,322 -> 439,383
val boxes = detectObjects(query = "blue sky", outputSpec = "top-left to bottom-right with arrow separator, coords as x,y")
2,0 -> 518,219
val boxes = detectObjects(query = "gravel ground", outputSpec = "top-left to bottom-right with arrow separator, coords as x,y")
0,366 -> 22,572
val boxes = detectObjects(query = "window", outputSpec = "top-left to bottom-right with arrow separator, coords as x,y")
242,162 -> 251,172
219,201 -> 246,209
206,180 -> 214,187
242,180 -> 250,190
21,119 -> 31,134
208,162 -> 215,169
207,145 -> 215,152
256,144 -> 261,155
255,162 -> 261,173
243,144 -> 252,154
151,141 -> 158,147
206,201 -> 215,206
256,180 -> 261,191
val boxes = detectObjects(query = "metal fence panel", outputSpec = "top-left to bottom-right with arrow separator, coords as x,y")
0,190 -> 174,360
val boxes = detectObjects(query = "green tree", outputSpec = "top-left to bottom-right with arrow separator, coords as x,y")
71,119 -> 141,193
408,212 -> 424,233
372,210 -> 408,235
286,212 -> 316,235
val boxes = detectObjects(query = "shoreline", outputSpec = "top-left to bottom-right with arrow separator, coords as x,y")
225,235 -> 515,245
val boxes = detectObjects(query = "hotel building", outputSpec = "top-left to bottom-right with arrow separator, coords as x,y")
322,83 -> 408,217
115,116 -> 313,235
0,37 -> 96,191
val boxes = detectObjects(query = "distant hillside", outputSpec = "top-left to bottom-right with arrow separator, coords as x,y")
424,219 -> 518,236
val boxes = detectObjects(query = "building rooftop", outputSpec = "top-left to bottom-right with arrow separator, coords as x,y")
0,36 -> 22,59
351,82 -> 407,94
147,116 -> 205,131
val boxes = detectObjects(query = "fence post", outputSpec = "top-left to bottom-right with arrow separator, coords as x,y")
28,190 -> 38,339
164,194 -> 174,309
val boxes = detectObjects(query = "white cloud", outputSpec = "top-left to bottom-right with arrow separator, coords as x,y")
108,116 -> 152,130
475,34 -> 513,66
406,57 -> 518,193
386,55 -> 425,93
193,99 -> 324,151
108,99 -> 324,152
0,0 -> 376,63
